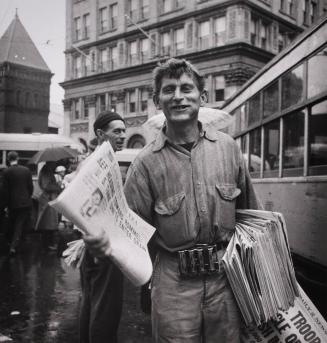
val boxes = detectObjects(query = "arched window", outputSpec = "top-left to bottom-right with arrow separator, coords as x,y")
127,134 -> 146,149
25,92 -> 30,107
34,93 -> 38,107
16,90 -> 21,105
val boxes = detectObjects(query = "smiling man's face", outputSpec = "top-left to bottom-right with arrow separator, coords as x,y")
155,73 -> 206,125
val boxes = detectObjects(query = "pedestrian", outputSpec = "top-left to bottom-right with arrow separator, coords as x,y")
2,151 -> 34,256
84,58 -> 262,342
35,161 -> 61,250
54,165 -> 66,191
79,110 -> 126,343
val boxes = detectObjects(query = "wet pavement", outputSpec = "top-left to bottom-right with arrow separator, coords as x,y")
0,232 -> 152,343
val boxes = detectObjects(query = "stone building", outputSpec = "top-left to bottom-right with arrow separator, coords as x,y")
0,14 -> 52,133
61,0 -> 327,147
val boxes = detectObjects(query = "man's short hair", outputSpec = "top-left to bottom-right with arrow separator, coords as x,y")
7,151 -> 18,162
93,110 -> 125,136
152,58 -> 205,97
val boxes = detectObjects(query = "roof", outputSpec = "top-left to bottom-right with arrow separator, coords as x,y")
0,14 -> 50,72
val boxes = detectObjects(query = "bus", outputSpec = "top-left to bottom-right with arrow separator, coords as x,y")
0,133 -> 84,173
222,15 -> 327,316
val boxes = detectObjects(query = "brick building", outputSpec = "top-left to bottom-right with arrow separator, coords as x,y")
61,0 -> 327,147
0,14 -> 53,133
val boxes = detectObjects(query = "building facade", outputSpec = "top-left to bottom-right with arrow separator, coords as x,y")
0,15 -> 52,133
61,0 -> 327,147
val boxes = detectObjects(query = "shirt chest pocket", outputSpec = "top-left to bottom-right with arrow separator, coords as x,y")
154,192 -> 189,247
215,184 -> 241,232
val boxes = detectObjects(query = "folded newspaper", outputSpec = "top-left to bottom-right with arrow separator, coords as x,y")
50,142 -> 155,286
222,210 -> 299,327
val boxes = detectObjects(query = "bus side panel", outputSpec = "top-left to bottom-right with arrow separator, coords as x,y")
253,180 -> 327,268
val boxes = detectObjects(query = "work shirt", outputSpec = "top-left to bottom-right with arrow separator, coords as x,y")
124,124 -> 261,252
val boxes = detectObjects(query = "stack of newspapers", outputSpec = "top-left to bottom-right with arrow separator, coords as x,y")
222,210 -> 299,327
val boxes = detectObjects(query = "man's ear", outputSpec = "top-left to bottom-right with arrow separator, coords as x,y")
200,89 -> 208,106
153,94 -> 161,109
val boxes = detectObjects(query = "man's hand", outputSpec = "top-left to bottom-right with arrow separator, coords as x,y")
83,230 -> 112,259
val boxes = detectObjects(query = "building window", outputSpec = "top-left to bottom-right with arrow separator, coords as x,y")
176,0 -> 184,8
16,90 -> 20,105
260,22 -> 269,49
109,46 -> 118,70
84,98 -> 89,119
287,0 -> 295,17
128,90 -> 136,113
74,17 -> 81,41
214,75 -> 225,101
110,3 -> 118,29
73,55 -> 82,78
174,28 -> 184,55
140,38 -> 149,62
250,18 -> 258,46
84,54 -> 91,76
99,7 -> 108,33
303,0 -> 309,24
140,0 -> 150,20
73,99 -> 81,119
83,13 -> 90,39
129,41 -> 138,65
109,93 -> 117,112
140,89 -> 148,112
161,32 -> 171,56
162,0 -> 173,13
34,93 -> 38,108
99,48 -> 108,72
199,21 -> 210,49
214,16 -> 226,46
99,94 -> 106,112
129,0 -> 138,21
310,1 -> 318,24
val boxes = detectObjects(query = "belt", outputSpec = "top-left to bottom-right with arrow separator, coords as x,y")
175,242 -> 227,278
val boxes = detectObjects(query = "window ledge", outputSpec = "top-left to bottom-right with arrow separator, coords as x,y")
278,9 -> 296,20
160,7 -> 184,17
99,27 -> 117,35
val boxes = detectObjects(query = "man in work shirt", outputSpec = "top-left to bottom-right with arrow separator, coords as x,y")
85,58 -> 261,342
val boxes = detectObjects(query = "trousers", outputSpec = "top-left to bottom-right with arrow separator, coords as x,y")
151,249 -> 241,343
7,207 -> 31,251
79,250 -> 124,343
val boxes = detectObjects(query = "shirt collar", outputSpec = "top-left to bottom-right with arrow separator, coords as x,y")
152,121 -> 219,152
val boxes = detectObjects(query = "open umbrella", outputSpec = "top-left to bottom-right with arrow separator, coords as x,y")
28,146 -> 79,164
143,107 -> 233,142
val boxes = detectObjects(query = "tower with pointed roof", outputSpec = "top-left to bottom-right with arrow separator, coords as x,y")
0,13 -> 53,133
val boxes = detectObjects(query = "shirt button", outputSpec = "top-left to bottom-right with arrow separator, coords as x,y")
201,208 -> 206,212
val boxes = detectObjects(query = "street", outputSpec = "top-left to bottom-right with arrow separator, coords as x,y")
0,231 -> 151,342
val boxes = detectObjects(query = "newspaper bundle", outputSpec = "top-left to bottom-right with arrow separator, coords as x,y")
222,210 -> 299,327
50,141 -> 155,287
242,284 -> 327,343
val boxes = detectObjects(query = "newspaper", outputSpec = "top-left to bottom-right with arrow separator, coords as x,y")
242,284 -> 327,343
222,210 -> 299,327
50,142 -> 155,286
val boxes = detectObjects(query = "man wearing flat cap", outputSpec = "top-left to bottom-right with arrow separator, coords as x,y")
79,110 -> 126,343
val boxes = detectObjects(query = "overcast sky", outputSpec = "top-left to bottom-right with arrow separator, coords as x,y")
0,0 -> 66,105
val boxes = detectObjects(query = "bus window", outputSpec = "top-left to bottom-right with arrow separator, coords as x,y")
308,46 -> 327,98
281,64 -> 304,110
309,99 -> 327,175
240,103 -> 248,131
264,119 -> 280,177
283,110 -> 305,176
249,127 -> 261,177
248,93 -> 260,126
263,80 -> 279,118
